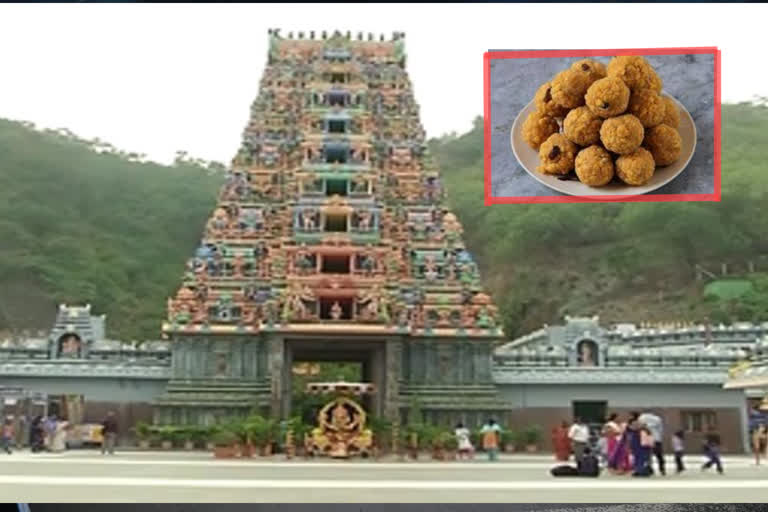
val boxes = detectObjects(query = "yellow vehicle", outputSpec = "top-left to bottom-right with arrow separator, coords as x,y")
65,423 -> 104,448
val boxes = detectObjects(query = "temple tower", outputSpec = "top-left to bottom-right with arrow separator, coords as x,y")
154,30 -> 505,427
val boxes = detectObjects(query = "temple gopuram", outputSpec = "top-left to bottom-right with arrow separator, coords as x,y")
153,29 -> 505,426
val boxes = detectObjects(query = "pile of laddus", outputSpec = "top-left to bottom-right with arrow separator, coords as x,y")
521,56 -> 684,187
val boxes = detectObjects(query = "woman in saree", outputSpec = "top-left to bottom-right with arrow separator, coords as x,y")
551,420 -> 571,461
606,413 -> 632,473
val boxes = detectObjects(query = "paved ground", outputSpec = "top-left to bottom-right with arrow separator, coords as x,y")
3,450 -> 768,503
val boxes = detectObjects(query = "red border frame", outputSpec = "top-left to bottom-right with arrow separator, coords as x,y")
483,48 -> 721,205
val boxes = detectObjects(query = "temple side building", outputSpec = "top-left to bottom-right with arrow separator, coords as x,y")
2,309 -> 764,452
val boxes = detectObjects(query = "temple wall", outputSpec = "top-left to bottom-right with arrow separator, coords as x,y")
0,376 -> 164,442
497,383 -> 743,408
496,383 -> 749,453
171,336 -> 267,380
402,339 -> 494,385
0,376 -> 167,402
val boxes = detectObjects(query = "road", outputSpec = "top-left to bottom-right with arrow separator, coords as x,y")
2,450 -> 767,503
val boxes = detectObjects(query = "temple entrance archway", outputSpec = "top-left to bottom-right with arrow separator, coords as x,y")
275,337 -> 396,421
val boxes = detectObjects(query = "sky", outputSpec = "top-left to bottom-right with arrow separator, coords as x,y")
0,3 -> 763,165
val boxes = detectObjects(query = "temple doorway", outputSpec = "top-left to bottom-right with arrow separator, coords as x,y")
282,338 -> 388,420
573,400 -> 607,435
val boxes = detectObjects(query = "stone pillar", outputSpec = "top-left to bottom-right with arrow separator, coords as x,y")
268,336 -> 285,418
384,339 -> 402,423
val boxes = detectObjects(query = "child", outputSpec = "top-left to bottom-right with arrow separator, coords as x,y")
454,422 -> 474,460
672,430 -> 685,473
701,427 -> 724,475
1,418 -> 14,454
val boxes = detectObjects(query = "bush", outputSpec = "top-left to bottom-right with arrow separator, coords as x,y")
133,421 -> 151,441
521,425 -> 543,446
212,429 -> 239,447
500,429 -> 516,448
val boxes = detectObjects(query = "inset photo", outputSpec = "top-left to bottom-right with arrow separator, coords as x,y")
484,48 -> 720,204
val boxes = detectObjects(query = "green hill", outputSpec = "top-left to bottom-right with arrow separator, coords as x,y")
429,104 -> 768,337
1,102 -> 767,341
0,119 -> 223,340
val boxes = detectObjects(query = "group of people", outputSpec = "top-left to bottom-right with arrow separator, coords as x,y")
30,415 -> 70,453
551,410 -> 725,478
0,411 -> 119,455
453,419 -> 503,461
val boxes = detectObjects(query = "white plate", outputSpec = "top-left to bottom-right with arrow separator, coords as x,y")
510,94 -> 697,197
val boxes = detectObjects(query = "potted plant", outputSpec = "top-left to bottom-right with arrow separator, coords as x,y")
522,425 -> 543,453
204,425 -> 218,451
431,430 -> 453,461
501,430 -> 517,453
368,416 -> 392,458
244,415 -> 267,458
156,426 -> 177,450
212,430 -> 239,458
260,417 -> 278,456
181,426 -> 198,451
286,416 -> 309,458
404,425 -> 420,460
444,432 -> 459,460
134,421 -> 151,450
470,429 -> 483,453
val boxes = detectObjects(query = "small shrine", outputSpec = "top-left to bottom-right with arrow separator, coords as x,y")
304,381 -> 374,458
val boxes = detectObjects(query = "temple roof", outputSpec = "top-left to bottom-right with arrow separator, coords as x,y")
48,304 -> 104,343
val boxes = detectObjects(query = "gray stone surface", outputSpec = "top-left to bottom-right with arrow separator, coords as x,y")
6,451 -> 767,502
489,54 -> 715,198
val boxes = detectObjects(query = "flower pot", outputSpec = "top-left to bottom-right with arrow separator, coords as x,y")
526,444 -> 538,453
214,445 -> 237,458
161,440 -> 173,450
240,442 -> 255,458
184,440 -> 195,451
138,440 -> 150,450
206,441 -> 215,451
260,443 -> 273,457
504,443 -> 515,453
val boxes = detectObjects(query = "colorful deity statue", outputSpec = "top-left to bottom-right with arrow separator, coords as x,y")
282,283 -> 316,322
295,244 -> 314,274
355,209 -> 372,231
423,255 -> 439,282
330,301 -> 343,320
231,253 -> 245,278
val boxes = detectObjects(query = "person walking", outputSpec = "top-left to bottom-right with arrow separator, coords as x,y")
568,417 -> 589,462
638,409 -> 666,476
454,422 -> 474,460
480,418 -> 501,461
751,423 -> 767,466
602,414 -> 621,468
552,420 -> 571,462
701,426 -> 724,475
1,418 -> 14,454
634,426 -> 655,477
29,416 -> 44,453
50,418 -> 68,453
101,411 -> 119,455
672,430 -> 686,473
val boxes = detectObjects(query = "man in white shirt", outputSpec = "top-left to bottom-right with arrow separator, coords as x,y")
638,410 -> 666,476
568,417 -> 590,461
